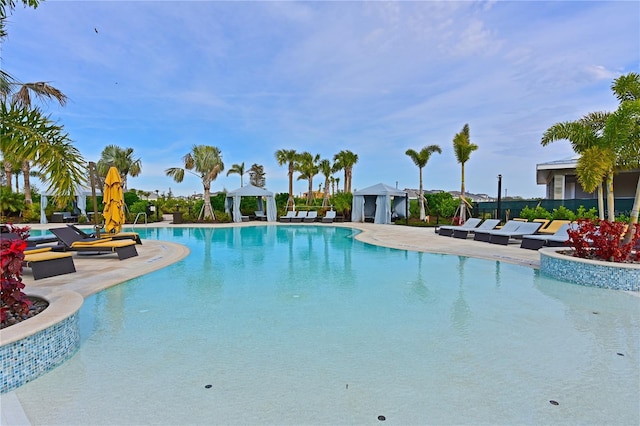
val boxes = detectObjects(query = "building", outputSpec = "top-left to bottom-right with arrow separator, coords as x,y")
536,157 -> 639,200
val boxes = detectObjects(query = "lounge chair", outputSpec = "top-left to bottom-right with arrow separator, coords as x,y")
520,223 -> 573,250
49,227 -> 139,260
537,220 -> 571,235
280,211 -> 296,222
487,222 -> 543,245
321,211 -> 336,223
23,247 -> 76,280
290,211 -> 308,223
67,224 -> 142,244
255,211 -> 267,221
303,211 -> 318,223
452,219 -> 500,239
533,218 -> 550,231
473,220 -> 522,242
437,218 -> 482,237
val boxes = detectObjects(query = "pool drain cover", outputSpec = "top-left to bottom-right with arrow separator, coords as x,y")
378,415 -> 386,421
549,400 -> 559,405
205,384 -> 212,389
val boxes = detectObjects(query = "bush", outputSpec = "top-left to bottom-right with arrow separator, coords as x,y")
567,219 -> 640,262
519,205 -> 551,221
575,205 -> 598,220
0,224 -> 31,325
214,210 -> 231,223
551,205 -> 576,221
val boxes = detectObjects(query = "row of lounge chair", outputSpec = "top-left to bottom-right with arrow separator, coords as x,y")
438,218 -> 575,249
280,210 -> 336,223
1,225 -> 142,280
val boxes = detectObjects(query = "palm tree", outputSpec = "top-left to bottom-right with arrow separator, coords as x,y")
318,159 -> 335,207
2,79 -> 70,205
452,124 -> 479,222
542,112 -> 611,220
226,162 -> 246,187
608,72 -> 640,243
275,149 -> 298,210
248,163 -> 266,188
333,150 -> 358,193
405,145 -> 442,220
96,145 -> 142,191
165,145 -> 224,221
296,152 -> 320,205
1,103 -> 86,206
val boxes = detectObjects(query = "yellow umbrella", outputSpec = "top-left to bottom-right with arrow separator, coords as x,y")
103,166 -> 124,233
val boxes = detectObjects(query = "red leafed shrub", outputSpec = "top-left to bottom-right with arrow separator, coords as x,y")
567,219 -> 640,263
1,224 -> 32,323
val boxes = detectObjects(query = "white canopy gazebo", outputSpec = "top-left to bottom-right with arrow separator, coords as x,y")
224,184 -> 277,223
351,183 -> 408,224
40,185 -> 100,224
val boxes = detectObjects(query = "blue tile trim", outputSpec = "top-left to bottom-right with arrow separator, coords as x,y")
0,313 -> 80,393
540,251 -> 640,291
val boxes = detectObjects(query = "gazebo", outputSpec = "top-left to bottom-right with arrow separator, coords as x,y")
224,184 -> 277,222
39,185 -> 99,224
351,183 -> 408,224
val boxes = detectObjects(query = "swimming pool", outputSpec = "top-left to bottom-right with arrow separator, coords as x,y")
13,226 -> 640,424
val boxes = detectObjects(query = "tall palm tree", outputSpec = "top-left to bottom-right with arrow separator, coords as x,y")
608,72 -> 640,243
452,124 -> 478,222
296,152 -> 320,205
226,162 -> 246,187
275,149 -> 298,210
318,159 -> 335,207
97,145 -> 142,191
333,150 -> 358,193
165,145 -> 224,221
405,145 -> 442,221
248,163 -> 266,188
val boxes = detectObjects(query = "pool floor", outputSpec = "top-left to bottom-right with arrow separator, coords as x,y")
12,226 -> 640,424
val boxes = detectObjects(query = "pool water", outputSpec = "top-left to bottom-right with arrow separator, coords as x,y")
16,226 -> 640,425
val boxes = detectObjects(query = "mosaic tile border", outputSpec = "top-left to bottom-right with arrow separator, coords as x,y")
539,248 -> 640,291
0,313 -> 80,394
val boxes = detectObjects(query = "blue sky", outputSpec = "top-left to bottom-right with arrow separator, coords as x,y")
3,1 -> 638,198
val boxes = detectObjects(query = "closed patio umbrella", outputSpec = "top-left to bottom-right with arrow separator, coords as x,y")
103,166 -> 124,233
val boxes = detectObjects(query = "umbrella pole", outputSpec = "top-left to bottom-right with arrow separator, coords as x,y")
89,162 -> 101,238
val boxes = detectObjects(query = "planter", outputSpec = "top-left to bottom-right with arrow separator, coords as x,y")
539,247 -> 640,291
172,212 -> 183,224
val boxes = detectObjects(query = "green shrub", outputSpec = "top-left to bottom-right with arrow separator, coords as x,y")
575,205 -> 598,220
519,205 -> 551,221
214,210 -> 231,222
551,205 -> 576,221
129,200 -> 149,214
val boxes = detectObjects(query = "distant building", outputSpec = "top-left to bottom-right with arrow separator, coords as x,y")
536,157 -> 639,199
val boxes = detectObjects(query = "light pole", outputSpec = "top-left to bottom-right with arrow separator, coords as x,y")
497,174 -> 502,222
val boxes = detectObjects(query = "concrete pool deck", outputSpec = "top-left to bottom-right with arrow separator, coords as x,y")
0,220 -> 554,425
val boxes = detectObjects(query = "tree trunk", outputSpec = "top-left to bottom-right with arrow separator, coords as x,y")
460,162 -> 466,222
202,186 -> 216,221
4,161 -> 12,190
597,183 -> 605,220
22,160 -> 32,205
322,177 -> 330,207
622,176 -> 639,245
606,171 -> 615,221
418,168 -> 425,220
307,177 -> 314,205
287,168 -> 294,210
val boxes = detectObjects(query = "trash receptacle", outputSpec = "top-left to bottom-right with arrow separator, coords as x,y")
172,212 -> 183,224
